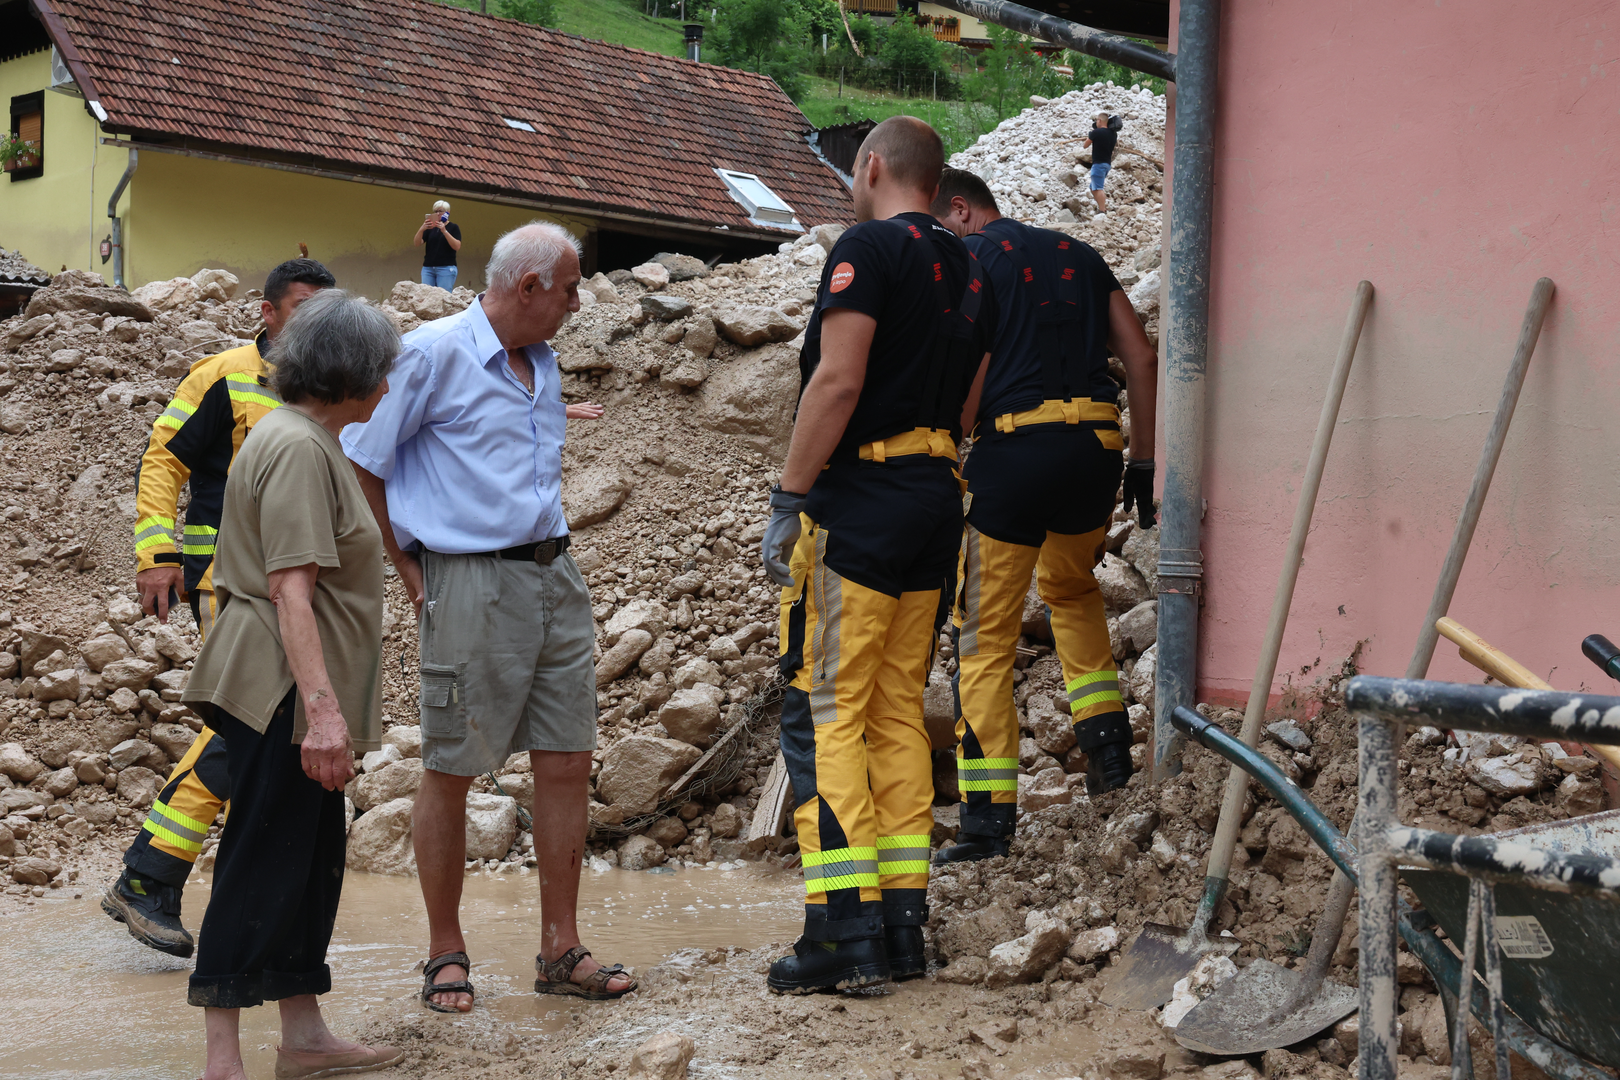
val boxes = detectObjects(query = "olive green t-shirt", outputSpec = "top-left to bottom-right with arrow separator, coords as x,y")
183,406 -> 385,750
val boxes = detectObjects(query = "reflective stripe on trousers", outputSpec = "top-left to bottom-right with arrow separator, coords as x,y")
778,514 -> 939,914
953,524 -> 1119,831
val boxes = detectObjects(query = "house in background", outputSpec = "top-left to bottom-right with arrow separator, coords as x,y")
0,0 -> 851,298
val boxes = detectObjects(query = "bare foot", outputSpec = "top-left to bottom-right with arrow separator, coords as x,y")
425,962 -> 474,1012
199,1062 -> 249,1080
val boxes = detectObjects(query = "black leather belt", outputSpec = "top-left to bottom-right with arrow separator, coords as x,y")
426,536 -> 571,565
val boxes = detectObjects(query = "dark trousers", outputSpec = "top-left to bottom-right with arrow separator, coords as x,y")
188,691 -> 347,1009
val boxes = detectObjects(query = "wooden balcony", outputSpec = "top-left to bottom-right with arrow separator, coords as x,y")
840,0 -> 897,14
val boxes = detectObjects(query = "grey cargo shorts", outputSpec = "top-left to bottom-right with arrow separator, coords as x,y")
417,550 -> 597,775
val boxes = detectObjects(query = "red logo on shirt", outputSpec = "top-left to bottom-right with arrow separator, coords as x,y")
1061,268 -> 1075,281
830,262 -> 855,293
933,262 -> 943,282
1058,240 -> 1071,250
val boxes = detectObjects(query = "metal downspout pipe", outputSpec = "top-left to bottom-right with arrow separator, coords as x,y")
107,148 -> 137,289
1152,0 -> 1220,779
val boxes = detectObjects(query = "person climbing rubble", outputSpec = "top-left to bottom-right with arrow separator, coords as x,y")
929,167 -> 1158,865
102,257 -> 337,957
759,117 -> 995,993
1081,113 -> 1121,215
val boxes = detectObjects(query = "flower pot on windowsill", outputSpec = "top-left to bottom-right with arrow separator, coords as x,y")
3,157 -> 37,173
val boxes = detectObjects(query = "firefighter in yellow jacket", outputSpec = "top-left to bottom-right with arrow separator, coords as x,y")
930,168 -> 1159,864
101,259 -> 335,956
759,119 -> 995,992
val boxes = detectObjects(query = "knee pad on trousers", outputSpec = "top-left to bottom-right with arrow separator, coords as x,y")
1074,710 -> 1132,751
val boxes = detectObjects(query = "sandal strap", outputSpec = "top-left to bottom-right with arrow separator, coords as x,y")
538,945 -> 591,984
424,951 -> 472,980
577,962 -> 635,994
421,979 -> 474,997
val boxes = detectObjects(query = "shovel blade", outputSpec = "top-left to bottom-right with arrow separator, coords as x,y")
1173,958 -> 1359,1056
1098,923 -> 1240,1011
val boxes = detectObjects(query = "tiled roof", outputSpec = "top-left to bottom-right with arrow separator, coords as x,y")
0,247 -> 51,287
41,0 -> 852,237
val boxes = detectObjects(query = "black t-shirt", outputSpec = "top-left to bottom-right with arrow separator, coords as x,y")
1088,126 -> 1118,164
799,212 -> 994,456
423,221 -> 461,267
966,217 -> 1122,421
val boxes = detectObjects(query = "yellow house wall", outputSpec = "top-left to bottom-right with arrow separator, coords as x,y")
0,49 -> 133,278
127,151 -> 596,300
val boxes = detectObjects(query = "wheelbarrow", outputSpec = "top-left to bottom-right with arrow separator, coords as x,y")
1170,704 -> 1615,1080
1348,677 -> 1620,1080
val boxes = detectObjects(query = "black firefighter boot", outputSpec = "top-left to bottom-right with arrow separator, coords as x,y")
1077,710 -> 1136,796
933,798 -> 1014,866
768,902 -> 890,994
102,867 -> 195,958
883,891 -> 929,980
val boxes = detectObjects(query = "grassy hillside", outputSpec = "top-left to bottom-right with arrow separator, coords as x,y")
553,0 -> 685,56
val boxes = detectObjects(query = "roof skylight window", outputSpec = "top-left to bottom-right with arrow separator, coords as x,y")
503,117 -> 536,132
715,168 -> 800,229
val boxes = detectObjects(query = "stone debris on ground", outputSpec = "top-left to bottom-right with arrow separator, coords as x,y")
0,84 -> 1603,1080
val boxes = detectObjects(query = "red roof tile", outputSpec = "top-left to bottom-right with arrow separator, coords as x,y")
42,0 -> 852,237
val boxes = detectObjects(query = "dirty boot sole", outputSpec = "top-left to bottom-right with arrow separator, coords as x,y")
101,883 -> 194,959
766,963 -> 891,995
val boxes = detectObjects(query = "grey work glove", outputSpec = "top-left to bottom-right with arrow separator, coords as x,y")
762,487 -> 808,587
1122,457 -> 1156,529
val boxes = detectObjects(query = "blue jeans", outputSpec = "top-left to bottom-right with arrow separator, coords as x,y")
421,265 -> 458,291
1089,162 -> 1111,191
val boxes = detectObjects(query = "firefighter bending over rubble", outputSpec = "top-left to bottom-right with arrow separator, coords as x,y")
930,167 -> 1159,866
759,117 -> 995,993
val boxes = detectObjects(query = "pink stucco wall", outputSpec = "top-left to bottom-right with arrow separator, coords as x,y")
1168,1 -> 1620,705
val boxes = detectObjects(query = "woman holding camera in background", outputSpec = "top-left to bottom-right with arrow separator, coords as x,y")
414,200 -> 462,290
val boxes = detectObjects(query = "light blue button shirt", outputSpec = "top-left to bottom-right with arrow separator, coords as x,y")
341,298 -> 568,553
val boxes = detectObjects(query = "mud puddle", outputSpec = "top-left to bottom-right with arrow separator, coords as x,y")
3,865 -> 802,1079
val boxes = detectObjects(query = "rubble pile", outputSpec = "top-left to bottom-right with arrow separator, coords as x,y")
0,91 -> 1600,1048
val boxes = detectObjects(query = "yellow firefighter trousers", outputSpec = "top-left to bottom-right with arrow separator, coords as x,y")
778,518 -> 939,941
124,589 -> 230,887
953,525 -> 1124,836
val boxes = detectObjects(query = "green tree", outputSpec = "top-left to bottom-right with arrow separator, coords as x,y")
498,0 -> 558,24
879,13 -> 950,95
708,0 -> 819,100
1065,46 -> 1167,96
966,23 -> 1066,123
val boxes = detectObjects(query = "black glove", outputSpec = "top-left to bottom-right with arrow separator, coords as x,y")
1122,457 -> 1156,529
761,486 -> 807,587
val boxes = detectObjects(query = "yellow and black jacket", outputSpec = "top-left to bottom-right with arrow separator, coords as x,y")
134,332 -> 281,594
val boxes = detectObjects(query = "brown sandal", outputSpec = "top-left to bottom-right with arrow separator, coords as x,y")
534,945 -> 638,1000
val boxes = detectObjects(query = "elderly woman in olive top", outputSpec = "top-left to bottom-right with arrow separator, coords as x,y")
181,290 -> 402,1080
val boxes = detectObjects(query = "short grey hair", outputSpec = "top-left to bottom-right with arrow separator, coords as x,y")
266,289 -> 399,405
486,221 -> 583,293
432,200 -> 450,213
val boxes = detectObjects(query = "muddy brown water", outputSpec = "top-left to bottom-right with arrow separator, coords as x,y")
5,865 -> 803,1079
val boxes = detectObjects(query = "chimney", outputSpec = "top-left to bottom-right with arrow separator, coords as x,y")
684,23 -> 703,62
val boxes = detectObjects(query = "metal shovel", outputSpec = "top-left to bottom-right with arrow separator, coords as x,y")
1173,875 -> 1358,1054
1172,277 -> 1557,1050
1100,282 -> 1374,1011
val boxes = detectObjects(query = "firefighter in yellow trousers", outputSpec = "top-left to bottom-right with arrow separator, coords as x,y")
930,169 -> 1160,864
101,259 -> 334,956
760,119 -> 994,993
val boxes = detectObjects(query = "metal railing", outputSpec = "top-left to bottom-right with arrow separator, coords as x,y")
1350,676 -> 1620,1080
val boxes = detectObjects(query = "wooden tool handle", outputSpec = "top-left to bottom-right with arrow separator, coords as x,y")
1437,617 -> 1552,690
1437,617 -> 1620,772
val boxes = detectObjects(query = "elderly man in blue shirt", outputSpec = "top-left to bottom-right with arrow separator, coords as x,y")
344,221 -> 635,1011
